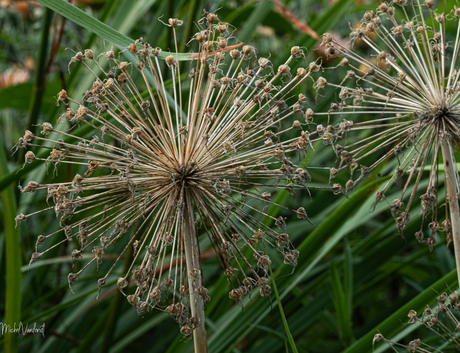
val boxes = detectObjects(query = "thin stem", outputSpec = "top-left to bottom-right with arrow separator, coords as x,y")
269,266 -> 298,353
183,205 -> 208,353
441,136 -> 460,287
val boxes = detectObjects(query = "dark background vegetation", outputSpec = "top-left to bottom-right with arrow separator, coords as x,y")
0,0 -> 458,352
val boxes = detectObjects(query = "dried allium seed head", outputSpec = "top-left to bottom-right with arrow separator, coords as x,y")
15,14 -> 316,335
308,1 -> 460,244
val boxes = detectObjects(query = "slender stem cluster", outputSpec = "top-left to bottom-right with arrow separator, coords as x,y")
374,289 -> 460,352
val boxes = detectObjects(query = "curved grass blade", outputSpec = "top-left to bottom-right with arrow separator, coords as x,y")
270,266 -> 299,353
237,0 -> 273,43
0,145 -> 21,353
330,262 -> 354,347
35,0 -> 194,60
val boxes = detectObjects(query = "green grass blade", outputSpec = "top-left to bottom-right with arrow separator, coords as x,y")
270,266 -> 299,353
36,0 -> 133,47
330,262 -> 354,347
109,0 -> 158,35
237,0 -> 273,43
25,7 -> 53,132
298,0 -> 354,48
344,239 -> 353,323
35,0 -> 193,60
0,146 -> 21,353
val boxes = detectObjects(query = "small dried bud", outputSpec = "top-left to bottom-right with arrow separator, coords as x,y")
165,55 -> 176,67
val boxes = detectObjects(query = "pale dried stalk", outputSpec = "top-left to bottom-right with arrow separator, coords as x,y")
441,135 -> 460,287
183,203 -> 207,352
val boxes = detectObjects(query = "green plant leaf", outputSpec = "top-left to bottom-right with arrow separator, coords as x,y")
35,0 -> 194,60
270,266 -> 299,353
344,239 -> 353,323
330,262 -> 354,347
0,145 -> 21,353
237,0 -> 273,43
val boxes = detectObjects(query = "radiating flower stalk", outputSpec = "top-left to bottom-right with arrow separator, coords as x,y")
308,1 -> 460,284
373,289 -> 460,352
13,13 -> 319,351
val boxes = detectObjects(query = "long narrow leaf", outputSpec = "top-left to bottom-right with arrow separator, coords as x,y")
0,146 -> 21,353
330,262 -> 354,347
270,266 -> 299,353
35,0 -> 193,60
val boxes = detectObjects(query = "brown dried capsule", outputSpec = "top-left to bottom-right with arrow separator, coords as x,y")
118,73 -> 128,84
217,23 -> 228,34
165,55 -> 176,67
25,151 -> 36,164
168,18 -> 183,27
296,67 -> 307,78
242,45 -> 255,56
207,13 -> 218,23
230,49 -> 241,60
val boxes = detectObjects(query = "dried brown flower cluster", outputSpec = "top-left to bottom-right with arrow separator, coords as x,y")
309,1 -> 460,252
374,289 -> 460,352
13,13 -> 318,344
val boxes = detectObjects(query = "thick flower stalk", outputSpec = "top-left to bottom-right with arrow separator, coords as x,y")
308,1 -> 460,280
13,14 -> 318,351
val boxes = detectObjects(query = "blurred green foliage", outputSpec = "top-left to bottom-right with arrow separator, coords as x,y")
0,0 -> 457,352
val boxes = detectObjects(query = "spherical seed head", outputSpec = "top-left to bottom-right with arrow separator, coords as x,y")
15,13 -> 314,333
308,1 -> 460,248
